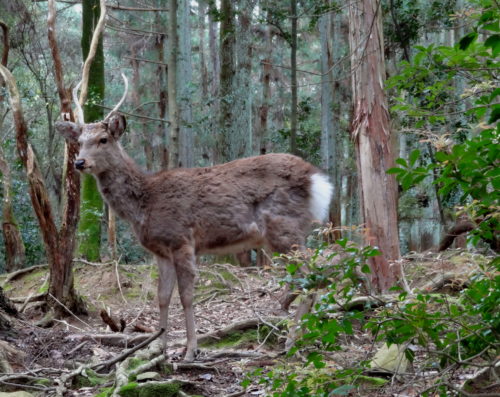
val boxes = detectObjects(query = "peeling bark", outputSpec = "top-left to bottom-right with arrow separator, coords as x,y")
348,0 -> 401,292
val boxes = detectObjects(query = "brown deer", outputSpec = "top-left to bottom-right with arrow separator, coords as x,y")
56,75 -> 333,361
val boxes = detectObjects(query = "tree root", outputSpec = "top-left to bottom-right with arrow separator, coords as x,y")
1,264 -> 48,286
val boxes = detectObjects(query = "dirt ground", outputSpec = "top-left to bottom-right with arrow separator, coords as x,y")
0,249 -> 494,396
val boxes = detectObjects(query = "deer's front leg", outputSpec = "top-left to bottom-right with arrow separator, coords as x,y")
174,245 -> 198,362
156,255 -> 177,351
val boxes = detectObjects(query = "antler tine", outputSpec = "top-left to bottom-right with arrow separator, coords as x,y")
104,73 -> 128,122
72,81 -> 85,124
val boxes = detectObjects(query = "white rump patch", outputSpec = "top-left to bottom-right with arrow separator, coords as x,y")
309,173 -> 333,222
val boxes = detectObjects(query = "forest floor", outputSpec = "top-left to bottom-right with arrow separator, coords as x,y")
0,248 -> 493,396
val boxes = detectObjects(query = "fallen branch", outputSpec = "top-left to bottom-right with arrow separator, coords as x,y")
65,332 -> 151,347
195,316 -> 285,346
93,328 -> 164,371
1,264 -> 48,286
100,309 -> 121,332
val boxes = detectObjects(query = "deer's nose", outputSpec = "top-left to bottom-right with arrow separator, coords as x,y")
75,159 -> 86,170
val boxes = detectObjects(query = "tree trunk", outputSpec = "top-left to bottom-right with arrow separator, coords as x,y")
218,0 -> 235,162
290,0 -> 298,155
319,9 -> 341,239
230,2 -> 254,159
348,0 -> 401,292
78,0 -> 105,261
254,23 -> 272,155
46,0 -> 83,315
167,0 -> 180,169
155,9 -> 169,170
199,1 -> 208,100
178,0 -> 194,168
0,153 -> 25,273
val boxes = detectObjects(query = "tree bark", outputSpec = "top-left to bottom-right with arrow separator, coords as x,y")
178,0 -> 194,168
78,0 -> 105,261
254,23 -> 272,155
0,154 -> 25,273
156,12 -> 169,170
348,0 -> 401,292
167,0 -> 180,169
289,0 -> 298,155
218,0 -> 235,162
46,0 -> 83,314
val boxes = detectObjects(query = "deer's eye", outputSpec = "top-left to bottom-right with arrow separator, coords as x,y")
99,138 -> 108,144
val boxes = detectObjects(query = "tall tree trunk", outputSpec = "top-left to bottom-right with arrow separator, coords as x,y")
178,0 -> 194,168
199,1 -> 208,100
0,23 -> 25,273
289,0 -> 298,155
0,152 -> 25,273
254,22 -> 272,155
208,0 -> 220,164
319,9 -> 341,238
78,0 -> 104,261
230,2 -> 254,159
348,0 -> 401,292
167,0 -> 180,169
218,0 -> 235,162
155,7 -> 169,171
46,0 -> 83,315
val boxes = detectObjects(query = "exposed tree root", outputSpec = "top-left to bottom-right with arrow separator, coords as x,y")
195,316 -> 285,346
1,264 -> 48,286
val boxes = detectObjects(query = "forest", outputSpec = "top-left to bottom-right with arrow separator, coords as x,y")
0,0 -> 498,396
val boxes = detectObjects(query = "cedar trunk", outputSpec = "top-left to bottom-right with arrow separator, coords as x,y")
348,0 -> 401,292
167,0 -> 180,169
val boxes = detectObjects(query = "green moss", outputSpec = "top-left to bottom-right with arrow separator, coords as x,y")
150,267 -> 159,280
25,269 -> 46,282
78,0 -> 105,262
118,381 -> 181,397
200,328 -> 272,349
95,387 -> 114,397
34,378 -> 52,386
127,358 -> 148,371
73,369 -> 108,388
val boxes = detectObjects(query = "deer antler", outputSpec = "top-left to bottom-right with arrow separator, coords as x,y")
104,73 -> 128,121
72,81 -> 84,124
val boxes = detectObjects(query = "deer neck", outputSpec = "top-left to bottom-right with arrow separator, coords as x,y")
95,149 -> 148,227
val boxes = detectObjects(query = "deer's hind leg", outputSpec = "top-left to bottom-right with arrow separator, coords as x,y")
156,255 -> 177,349
174,244 -> 198,362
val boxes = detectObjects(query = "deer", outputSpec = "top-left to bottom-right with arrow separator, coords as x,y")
56,75 -> 333,361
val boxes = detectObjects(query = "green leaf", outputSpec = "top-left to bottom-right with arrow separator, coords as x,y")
409,150 -> 421,167
485,34 -> 500,56
488,104 -> 500,123
459,32 -> 478,50
395,158 -> 408,167
386,167 -> 404,175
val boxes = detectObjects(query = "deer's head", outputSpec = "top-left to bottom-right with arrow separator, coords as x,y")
56,74 -> 128,175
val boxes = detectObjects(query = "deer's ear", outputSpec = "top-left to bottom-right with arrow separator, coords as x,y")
108,114 -> 127,139
55,121 -> 81,143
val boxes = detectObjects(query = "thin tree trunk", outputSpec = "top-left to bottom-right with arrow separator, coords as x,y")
78,0 -> 105,261
167,0 -> 180,169
290,0 -> 298,155
178,0 -> 194,167
319,10 -> 341,239
218,0 -> 235,162
254,23 -> 272,155
108,208 -> 117,260
46,0 -> 83,314
0,152 -> 25,272
348,0 -> 401,292
199,1 -> 208,100
207,0 -> 220,164
155,8 -> 169,170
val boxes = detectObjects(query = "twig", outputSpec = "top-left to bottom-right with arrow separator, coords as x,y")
93,328 -> 164,371
114,258 -> 128,303
48,293 -> 91,328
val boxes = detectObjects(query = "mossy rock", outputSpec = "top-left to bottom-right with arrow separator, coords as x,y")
118,380 -> 181,397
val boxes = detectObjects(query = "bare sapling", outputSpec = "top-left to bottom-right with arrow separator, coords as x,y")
56,75 -> 333,361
